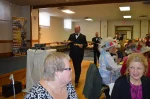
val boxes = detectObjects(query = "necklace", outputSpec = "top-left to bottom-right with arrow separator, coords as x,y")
130,80 -> 141,86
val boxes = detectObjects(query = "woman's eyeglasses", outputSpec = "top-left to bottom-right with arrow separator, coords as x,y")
63,68 -> 71,71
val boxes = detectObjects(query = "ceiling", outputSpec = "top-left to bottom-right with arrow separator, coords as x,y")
8,0 -> 95,6
8,0 -> 145,6
7,0 -> 150,21
39,1 -> 150,21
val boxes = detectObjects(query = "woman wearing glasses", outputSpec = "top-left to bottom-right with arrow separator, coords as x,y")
25,52 -> 78,99
111,53 -> 150,99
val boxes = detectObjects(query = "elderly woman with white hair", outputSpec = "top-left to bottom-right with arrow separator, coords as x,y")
99,37 -> 121,99
25,52 -> 78,99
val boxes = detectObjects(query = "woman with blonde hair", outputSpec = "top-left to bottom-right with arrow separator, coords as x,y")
111,53 -> 150,99
25,52 -> 78,99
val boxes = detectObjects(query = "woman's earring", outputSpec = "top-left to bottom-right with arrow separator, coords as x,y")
144,71 -> 147,75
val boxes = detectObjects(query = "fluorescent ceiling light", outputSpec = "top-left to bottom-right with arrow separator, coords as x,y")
119,6 -> 130,11
123,15 -> 131,18
61,9 -> 75,14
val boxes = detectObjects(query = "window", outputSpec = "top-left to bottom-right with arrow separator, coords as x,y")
0,0 -> 11,21
39,12 -> 50,26
64,19 -> 72,29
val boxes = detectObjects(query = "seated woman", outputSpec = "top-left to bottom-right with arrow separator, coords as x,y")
24,52 -> 78,99
99,37 -> 121,99
111,53 -> 150,99
121,42 -> 150,78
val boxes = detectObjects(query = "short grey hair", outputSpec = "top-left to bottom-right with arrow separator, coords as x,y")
43,52 -> 70,81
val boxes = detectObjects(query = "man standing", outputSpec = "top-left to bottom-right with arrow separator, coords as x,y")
67,25 -> 87,87
92,32 -> 101,65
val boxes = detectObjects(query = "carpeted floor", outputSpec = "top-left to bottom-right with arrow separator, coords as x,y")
0,55 -> 94,75
0,56 -> 27,75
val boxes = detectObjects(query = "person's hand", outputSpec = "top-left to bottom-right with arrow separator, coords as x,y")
74,44 -> 83,48
66,40 -> 72,45
78,44 -> 83,48
67,40 -> 72,43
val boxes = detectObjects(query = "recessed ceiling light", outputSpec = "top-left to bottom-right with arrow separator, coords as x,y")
84,17 -> 93,21
123,15 -> 131,18
119,6 -> 130,11
85,18 -> 93,21
61,9 -> 75,14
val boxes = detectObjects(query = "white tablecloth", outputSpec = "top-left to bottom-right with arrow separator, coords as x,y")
25,49 -> 56,92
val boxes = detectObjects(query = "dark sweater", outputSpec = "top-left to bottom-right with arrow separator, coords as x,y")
111,75 -> 150,99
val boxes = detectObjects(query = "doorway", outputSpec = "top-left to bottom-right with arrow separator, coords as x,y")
115,26 -> 133,40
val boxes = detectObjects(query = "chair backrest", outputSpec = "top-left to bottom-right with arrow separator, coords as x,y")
83,63 -> 102,99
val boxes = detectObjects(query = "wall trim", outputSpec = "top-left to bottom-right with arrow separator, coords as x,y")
0,69 -> 26,87
0,52 -> 13,58
0,40 -> 12,43
32,40 -> 39,42
0,40 -> 38,43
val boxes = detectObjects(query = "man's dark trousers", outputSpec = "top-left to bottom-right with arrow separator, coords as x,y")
93,48 -> 100,65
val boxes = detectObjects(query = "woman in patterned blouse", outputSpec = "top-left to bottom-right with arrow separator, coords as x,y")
111,53 -> 150,99
25,52 -> 78,99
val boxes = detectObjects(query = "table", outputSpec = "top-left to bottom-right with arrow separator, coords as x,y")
25,49 -> 56,92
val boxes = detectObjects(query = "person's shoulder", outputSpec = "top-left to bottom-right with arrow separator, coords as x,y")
67,82 -> 74,88
80,33 -> 86,37
66,82 -> 78,98
141,76 -> 150,83
24,83 -> 45,98
115,75 -> 128,83
70,33 -> 75,36
99,37 -> 102,39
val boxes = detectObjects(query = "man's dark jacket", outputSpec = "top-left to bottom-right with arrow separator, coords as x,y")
92,37 -> 101,50
68,33 -> 87,60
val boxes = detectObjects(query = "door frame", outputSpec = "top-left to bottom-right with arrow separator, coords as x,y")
115,26 -> 133,39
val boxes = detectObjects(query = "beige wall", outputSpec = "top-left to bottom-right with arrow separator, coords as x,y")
31,9 -> 39,41
101,21 -> 108,38
0,21 -> 12,40
141,20 -> 149,38
40,16 -> 74,43
0,0 -> 30,53
31,10 -> 75,44
74,21 -> 100,41
108,20 -> 140,39
22,6 -> 31,40
145,20 -> 150,38
36,17 -> 148,43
